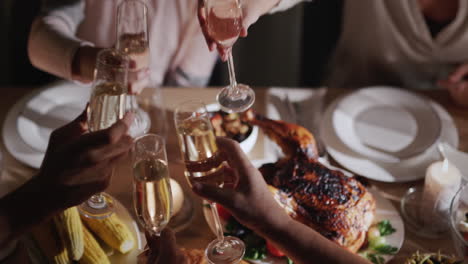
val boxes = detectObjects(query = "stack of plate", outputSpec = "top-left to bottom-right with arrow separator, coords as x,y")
3,81 -> 90,168
321,86 -> 459,182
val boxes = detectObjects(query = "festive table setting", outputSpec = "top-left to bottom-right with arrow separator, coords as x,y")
0,82 -> 467,264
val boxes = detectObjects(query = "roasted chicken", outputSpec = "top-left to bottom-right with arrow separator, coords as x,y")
243,110 -> 376,252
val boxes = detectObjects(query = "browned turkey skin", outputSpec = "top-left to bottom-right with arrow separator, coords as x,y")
243,110 -> 376,253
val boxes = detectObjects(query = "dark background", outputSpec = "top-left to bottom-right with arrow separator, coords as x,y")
0,0 -> 343,88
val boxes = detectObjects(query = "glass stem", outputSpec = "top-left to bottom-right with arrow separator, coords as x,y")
210,202 -> 225,243
227,51 -> 238,93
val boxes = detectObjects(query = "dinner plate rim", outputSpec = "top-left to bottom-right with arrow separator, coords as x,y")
321,87 -> 459,182
16,83 -> 90,153
332,86 -> 442,163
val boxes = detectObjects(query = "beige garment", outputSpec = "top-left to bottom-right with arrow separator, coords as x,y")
325,0 -> 468,89
28,0 -> 217,87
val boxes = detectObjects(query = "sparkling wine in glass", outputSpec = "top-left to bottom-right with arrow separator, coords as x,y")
79,48 -> 129,219
133,134 -> 172,236
205,0 -> 255,113
116,0 -> 151,137
175,100 -> 245,264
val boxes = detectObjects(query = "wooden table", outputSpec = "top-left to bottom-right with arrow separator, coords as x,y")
1,86 -> 467,263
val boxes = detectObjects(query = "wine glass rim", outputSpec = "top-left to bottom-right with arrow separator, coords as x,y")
449,183 -> 468,246
174,100 -> 209,119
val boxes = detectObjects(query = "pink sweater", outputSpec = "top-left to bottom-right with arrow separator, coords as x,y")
28,0 -> 218,87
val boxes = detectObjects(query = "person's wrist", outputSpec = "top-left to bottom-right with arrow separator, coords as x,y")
72,46 -> 100,83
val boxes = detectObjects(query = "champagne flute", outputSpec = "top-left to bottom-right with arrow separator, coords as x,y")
116,0 -> 152,137
79,48 -> 129,219
205,0 -> 255,113
174,100 -> 245,264
133,134 -> 172,237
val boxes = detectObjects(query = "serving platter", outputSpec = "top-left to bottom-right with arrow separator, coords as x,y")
24,199 -> 144,264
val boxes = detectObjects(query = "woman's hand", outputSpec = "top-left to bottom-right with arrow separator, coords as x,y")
197,0 -> 280,61
37,108 -> 134,210
192,137 -> 287,232
72,46 -> 149,94
438,63 -> 468,107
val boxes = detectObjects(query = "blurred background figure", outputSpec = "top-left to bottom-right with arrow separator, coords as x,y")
26,0 -> 217,88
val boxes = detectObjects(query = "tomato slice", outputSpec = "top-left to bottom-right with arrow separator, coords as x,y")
266,240 -> 285,257
216,204 -> 231,221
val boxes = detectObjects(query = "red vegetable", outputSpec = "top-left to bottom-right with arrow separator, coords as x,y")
266,240 -> 285,257
216,204 -> 231,221
463,232 -> 468,241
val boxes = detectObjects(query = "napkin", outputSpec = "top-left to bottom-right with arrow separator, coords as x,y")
264,87 -> 327,161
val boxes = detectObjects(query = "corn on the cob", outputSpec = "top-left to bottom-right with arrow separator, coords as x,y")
31,220 -> 70,264
54,207 -> 84,260
81,213 -> 135,254
79,226 -> 110,264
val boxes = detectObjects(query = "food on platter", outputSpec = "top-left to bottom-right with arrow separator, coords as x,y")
30,206 -> 135,263
404,251 -> 463,264
210,111 -> 252,143
242,110 -> 376,252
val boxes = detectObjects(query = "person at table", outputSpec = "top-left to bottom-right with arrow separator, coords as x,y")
28,0 -> 217,93
199,0 -> 468,107
144,137 -> 371,264
0,109 -> 133,257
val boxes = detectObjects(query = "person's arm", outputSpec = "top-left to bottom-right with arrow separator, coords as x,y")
0,110 -> 133,249
27,0 -> 100,82
192,138 -> 371,264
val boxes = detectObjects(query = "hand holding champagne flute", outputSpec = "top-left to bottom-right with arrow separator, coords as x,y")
79,48 -> 129,219
204,0 -> 255,113
116,0 -> 152,137
174,101 -> 245,264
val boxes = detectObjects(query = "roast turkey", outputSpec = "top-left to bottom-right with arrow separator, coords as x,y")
243,110 -> 376,252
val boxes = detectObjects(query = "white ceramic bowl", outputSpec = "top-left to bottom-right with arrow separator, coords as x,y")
206,103 -> 258,154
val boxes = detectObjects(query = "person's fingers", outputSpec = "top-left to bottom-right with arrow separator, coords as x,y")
129,75 -> 150,94
198,1 -> 216,52
75,112 -> 134,148
223,166 -> 239,188
216,137 -> 256,173
217,46 -> 228,61
437,79 -> 452,90
192,182 -> 237,209
49,107 -> 88,144
155,229 -> 181,263
145,231 -> 161,254
82,135 -> 133,166
449,63 -> 468,83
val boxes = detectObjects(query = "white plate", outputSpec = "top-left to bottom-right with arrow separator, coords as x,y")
203,189 -> 404,264
321,94 -> 458,182
17,82 -> 90,153
333,87 -> 441,163
2,82 -> 89,168
24,199 -> 144,264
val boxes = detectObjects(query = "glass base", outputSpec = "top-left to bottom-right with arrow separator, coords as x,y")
205,236 -> 245,264
217,84 -> 255,113
78,192 -> 115,219
400,187 -> 447,239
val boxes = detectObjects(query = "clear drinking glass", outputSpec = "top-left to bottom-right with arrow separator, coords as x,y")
116,0 -> 151,137
174,100 -> 245,264
204,0 -> 255,113
449,183 -> 468,260
79,48 -> 129,219
133,134 -> 173,236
